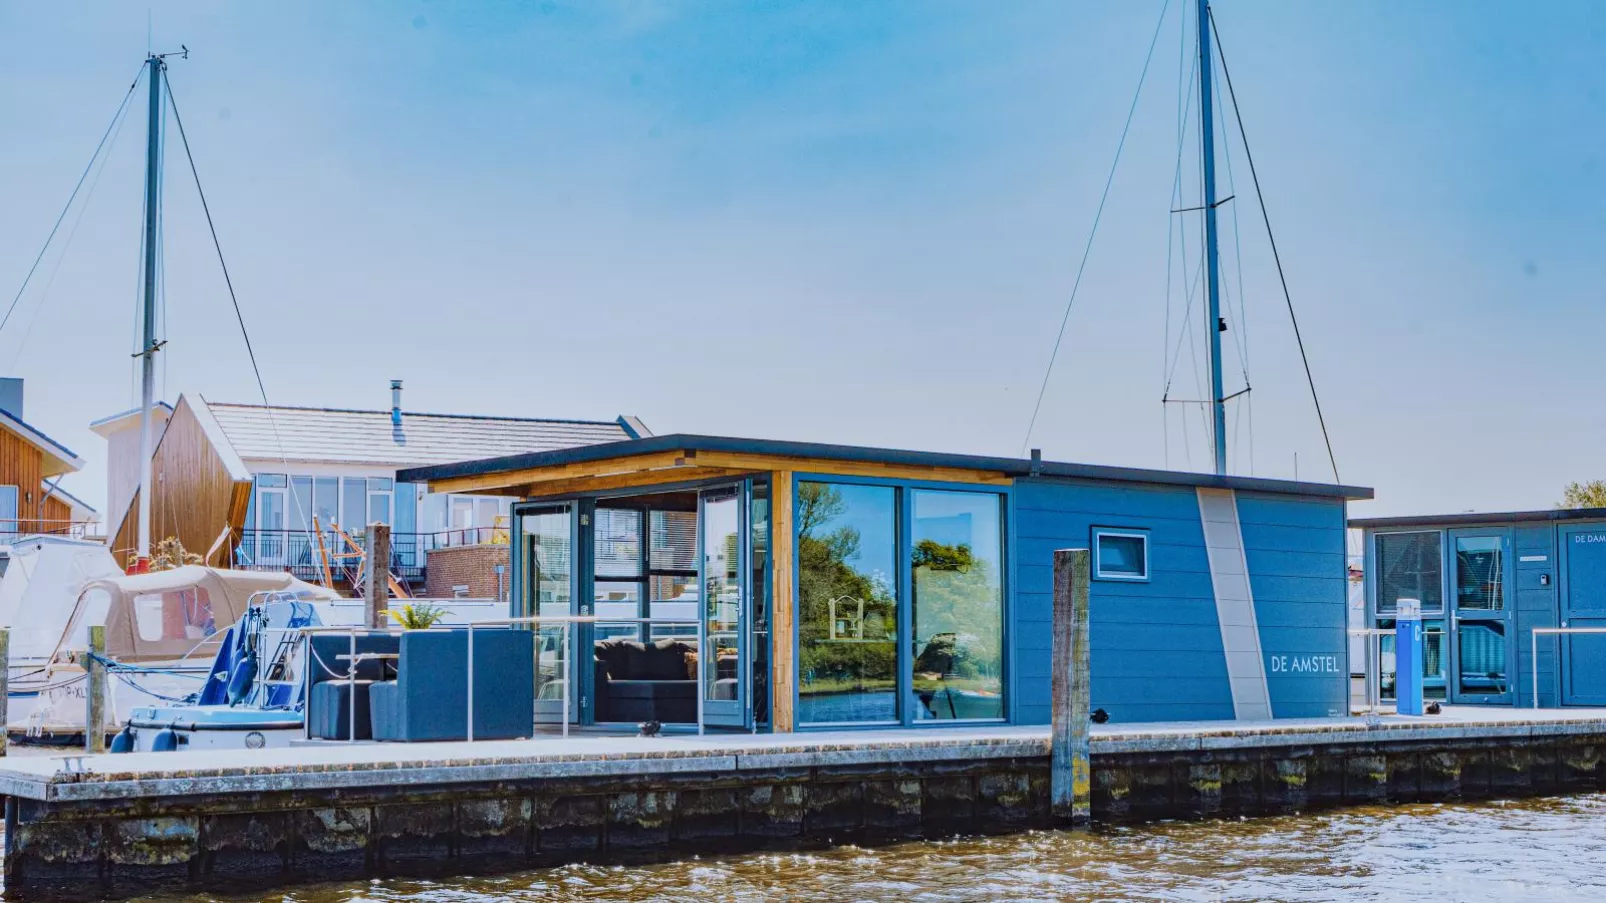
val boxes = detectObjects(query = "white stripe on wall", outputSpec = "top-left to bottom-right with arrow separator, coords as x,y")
1197,488 -> 1273,720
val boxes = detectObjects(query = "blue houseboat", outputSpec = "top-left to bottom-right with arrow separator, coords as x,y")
1352,507 -> 1606,709
399,435 -> 1371,731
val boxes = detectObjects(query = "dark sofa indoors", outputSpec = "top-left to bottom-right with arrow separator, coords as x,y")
593,637 -> 697,724
368,628 -> 536,742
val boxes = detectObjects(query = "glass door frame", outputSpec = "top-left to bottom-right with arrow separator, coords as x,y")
1448,527 -> 1515,706
699,484 -> 751,729
511,500 -> 582,726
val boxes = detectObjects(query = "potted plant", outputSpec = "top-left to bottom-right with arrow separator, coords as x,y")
380,602 -> 449,630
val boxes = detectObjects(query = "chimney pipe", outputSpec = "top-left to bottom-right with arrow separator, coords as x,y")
390,380 -> 403,427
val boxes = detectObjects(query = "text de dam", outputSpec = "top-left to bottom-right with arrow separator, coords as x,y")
1267,654 -> 1341,674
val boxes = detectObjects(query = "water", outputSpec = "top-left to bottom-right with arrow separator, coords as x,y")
115,794 -> 1606,903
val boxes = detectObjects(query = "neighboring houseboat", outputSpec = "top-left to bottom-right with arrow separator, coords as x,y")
1352,507 -> 1606,710
399,434 -> 1372,731
93,383 -> 648,596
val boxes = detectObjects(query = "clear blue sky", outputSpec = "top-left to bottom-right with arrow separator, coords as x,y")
1,1 -> 1603,519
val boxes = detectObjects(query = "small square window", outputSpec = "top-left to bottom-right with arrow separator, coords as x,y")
1095,530 -> 1149,581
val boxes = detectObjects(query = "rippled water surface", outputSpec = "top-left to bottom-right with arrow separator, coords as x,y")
131,794 -> 1606,903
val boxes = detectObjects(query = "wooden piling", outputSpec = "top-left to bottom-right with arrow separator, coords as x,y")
365,522 -> 391,629
86,624 -> 106,754
0,628 -> 9,757
1051,547 -> 1091,827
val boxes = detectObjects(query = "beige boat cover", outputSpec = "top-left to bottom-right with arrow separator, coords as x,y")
72,566 -> 337,662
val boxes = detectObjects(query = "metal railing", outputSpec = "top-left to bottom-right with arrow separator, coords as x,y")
1348,628 -> 1397,713
235,528 -> 510,585
1530,627 -> 1606,709
297,614 -> 706,743
0,519 -> 102,541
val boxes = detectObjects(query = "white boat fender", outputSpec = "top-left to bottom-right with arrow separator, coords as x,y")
150,728 -> 178,752
108,724 -> 135,754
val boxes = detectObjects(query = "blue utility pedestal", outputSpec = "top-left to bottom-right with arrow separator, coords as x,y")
1395,598 -> 1424,716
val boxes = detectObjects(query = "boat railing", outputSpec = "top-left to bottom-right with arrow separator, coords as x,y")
1530,627 -> 1606,709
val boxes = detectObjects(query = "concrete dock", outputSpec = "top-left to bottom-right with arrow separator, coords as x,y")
4,708 -> 1605,898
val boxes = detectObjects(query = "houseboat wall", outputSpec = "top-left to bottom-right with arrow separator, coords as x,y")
1355,509 -> 1606,709
1013,478 -> 1349,724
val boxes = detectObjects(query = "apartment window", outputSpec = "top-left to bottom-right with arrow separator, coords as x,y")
1094,529 -> 1149,581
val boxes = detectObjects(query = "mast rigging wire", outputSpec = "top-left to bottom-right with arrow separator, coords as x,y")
0,66 -> 145,338
1020,0 -> 1172,455
1207,7 -> 1340,482
163,70 -> 321,558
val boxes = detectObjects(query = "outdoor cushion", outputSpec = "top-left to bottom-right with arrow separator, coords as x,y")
309,679 -> 374,741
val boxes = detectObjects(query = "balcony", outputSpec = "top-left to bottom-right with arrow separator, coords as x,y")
0,519 -> 104,542
233,527 -> 508,590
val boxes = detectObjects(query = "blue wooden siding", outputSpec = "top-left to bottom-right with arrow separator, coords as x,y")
1236,491 -> 1349,718
1012,477 -> 1232,725
1513,524 -> 1558,707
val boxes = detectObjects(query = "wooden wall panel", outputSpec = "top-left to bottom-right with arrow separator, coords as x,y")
770,470 -> 795,732
111,398 -> 252,564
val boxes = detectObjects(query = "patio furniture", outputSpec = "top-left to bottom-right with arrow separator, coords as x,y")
305,632 -> 401,741
368,628 -> 535,742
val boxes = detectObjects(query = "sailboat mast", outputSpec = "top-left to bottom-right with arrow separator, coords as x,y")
1196,0 -> 1228,476
135,54 -> 164,564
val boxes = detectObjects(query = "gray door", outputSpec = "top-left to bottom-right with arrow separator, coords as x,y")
1448,529 -> 1514,705
1557,524 -> 1606,706
699,485 -> 749,728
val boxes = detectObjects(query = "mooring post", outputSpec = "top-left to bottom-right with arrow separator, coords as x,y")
86,625 -> 106,754
1051,547 -> 1092,827
365,522 -> 391,629
0,628 -> 10,757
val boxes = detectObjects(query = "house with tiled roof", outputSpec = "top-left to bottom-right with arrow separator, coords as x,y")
95,382 -> 648,594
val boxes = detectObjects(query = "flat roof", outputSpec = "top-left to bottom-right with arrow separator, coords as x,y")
1352,507 -> 1606,529
398,433 -> 1373,500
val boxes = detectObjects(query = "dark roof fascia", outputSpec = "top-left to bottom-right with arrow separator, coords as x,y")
1351,507 -> 1606,529
398,433 -> 1372,500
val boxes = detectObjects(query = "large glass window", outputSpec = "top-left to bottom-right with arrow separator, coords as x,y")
1376,531 -> 1443,615
797,482 -> 898,725
911,490 -> 1005,721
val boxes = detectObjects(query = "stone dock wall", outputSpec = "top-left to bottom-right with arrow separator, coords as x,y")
4,725 -> 1604,899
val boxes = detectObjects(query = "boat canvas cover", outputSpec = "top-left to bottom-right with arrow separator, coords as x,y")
78,567 -> 336,662
0,539 -> 123,664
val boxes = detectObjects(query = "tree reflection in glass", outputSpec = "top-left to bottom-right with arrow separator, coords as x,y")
911,490 -> 1004,721
797,482 -> 898,724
